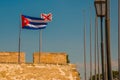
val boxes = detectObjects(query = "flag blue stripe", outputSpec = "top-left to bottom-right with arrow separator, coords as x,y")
22,15 -> 44,20
30,22 -> 47,25
23,26 -> 46,30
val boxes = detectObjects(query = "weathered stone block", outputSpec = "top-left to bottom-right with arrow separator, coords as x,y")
0,52 -> 25,63
33,52 -> 68,64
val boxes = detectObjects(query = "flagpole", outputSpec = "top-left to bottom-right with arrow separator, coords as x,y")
39,29 -> 42,63
118,0 -> 120,79
18,14 -> 22,64
96,16 -> 100,80
83,10 -> 87,80
94,16 -> 97,80
90,7 -> 92,80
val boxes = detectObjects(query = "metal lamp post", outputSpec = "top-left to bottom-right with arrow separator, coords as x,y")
94,0 -> 113,80
94,0 -> 106,80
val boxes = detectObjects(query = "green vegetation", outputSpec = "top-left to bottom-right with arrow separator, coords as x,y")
89,70 -> 119,80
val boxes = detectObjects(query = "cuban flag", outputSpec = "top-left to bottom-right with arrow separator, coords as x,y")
21,15 -> 47,30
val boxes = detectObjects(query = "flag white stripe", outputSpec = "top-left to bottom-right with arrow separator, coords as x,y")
28,24 -> 46,28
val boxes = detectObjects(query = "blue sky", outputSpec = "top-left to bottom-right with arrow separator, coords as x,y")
0,0 -> 118,79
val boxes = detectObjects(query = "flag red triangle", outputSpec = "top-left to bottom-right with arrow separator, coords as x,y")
21,15 -> 30,28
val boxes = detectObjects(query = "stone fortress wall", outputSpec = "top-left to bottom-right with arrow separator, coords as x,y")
0,63 -> 80,80
33,52 -> 68,64
0,52 -> 25,63
0,52 -> 68,64
0,52 -> 80,80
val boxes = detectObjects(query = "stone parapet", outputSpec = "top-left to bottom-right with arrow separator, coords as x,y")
0,52 -> 25,63
33,52 -> 68,64
0,52 -> 81,79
